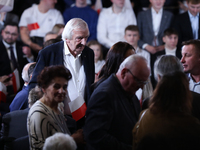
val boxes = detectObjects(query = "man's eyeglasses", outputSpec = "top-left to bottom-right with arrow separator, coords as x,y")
127,69 -> 148,86
4,31 -> 18,37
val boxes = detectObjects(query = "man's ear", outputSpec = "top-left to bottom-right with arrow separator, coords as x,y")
65,39 -> 70,44
121,68 -> 128,79
162,36 -> 166,43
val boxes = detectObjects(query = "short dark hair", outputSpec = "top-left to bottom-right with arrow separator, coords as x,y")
43,38 -> 62,48
186,0 -> 200,4
125,25 -> 139,33
149,71 -> 192,114
2,22 -> 19,32
182,39 -> 200,55
163,28 -> 178,37
37,65 -> 72,89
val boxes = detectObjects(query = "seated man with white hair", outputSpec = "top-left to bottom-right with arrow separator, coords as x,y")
9,62 -> 36,111
43,133 -> 77,150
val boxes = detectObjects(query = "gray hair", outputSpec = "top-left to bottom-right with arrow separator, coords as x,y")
43,133 -> 77,150
28,85 -> 43,108
22,62 -> 36,83
62,18 -> 89,40
154,55 -> 183,81
118,54 -> 147,72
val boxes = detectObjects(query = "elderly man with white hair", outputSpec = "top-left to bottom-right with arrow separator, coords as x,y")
29,18 -> 95,129
43,133 -> 77,150
9,62 -> 36,111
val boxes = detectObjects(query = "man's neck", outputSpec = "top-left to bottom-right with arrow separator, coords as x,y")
38,2 -> 49,13
76,2 -> 87,8
112,4 -> 123,14
152,7 -> 162,13
191,74 -> 200,83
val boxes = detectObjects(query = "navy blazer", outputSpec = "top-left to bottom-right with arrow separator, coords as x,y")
84,74 -> 141,150
173,11 -> 200,48
9,85 -> 29,111
29,41 -> 95,103
137,8 -> 173,48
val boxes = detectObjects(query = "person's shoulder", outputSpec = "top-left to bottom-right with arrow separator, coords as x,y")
100,7 -> 111,14
163,10 -> 173,16
23,4 -> 37,13
48,8 -> 62,15
40,41 -> 63,54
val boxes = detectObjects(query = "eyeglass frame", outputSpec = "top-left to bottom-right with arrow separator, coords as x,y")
127,69 -> 148,86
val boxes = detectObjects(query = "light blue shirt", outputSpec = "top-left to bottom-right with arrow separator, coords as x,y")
188,11 -> 199,39
189,73 -> 200,94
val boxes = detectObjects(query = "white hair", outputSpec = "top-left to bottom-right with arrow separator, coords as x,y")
21,62 -> 35,83
117,54 -> 147,72
62,18 -> 89,40
43,133 -> 77,150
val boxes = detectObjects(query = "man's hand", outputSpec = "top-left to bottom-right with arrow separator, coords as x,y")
145,45 -> 157,54
71,129 -> 85,145
22,46 -> 33,58
29,42 -> 42,52
155,45 -> 165,52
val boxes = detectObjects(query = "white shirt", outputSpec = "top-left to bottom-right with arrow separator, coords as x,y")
63,42 -> 86,113
19,4 -> 64,37
189,74 -> 200,94
188,11 -> 199,39
3,40 -> 18,71
143,7 -> 163,49
135,47 -> 151,74
97,6 -> 137,49
165,47 -> 177,56
151,7 -> 163,37
95,60 -> 105,74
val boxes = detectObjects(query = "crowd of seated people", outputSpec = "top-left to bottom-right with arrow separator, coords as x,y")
0,0 -> 200,149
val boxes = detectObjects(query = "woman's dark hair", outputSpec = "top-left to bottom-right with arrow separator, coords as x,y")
149,71 -> 192,114
93,42 -> 134,89
37,65 -> 72,89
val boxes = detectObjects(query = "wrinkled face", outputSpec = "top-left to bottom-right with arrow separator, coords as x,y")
163,34 -> 178,50
43,77 -> 68,104
181,44 -> 200,73
111,0 -> 125,9
124,30 -> 139,47
45,0 -> 57,9
187,2 -> 200,16
66,29 -> 89,57
90,44 -> 101,61
150,0 -> 165,11
1,25 -> 18,44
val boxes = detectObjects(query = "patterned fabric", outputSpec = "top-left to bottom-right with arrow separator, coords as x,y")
27,100 -> 70,150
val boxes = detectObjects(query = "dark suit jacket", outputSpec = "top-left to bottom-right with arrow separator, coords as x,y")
137,8 -> 173,48
29,41 -> 95,103
9,85 -> 29,112
0,40 -> 28,77
173,11 -> 200,48
84,74 -> 141,150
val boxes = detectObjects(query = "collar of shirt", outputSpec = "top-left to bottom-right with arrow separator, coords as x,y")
189,73 -> 200,84
2,40 -> 16,49
151,7 -> 163,15
165,46 -> 177,53
110,5 -> 126,14
188,10 -> 199,18
64,41 -> 81,58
